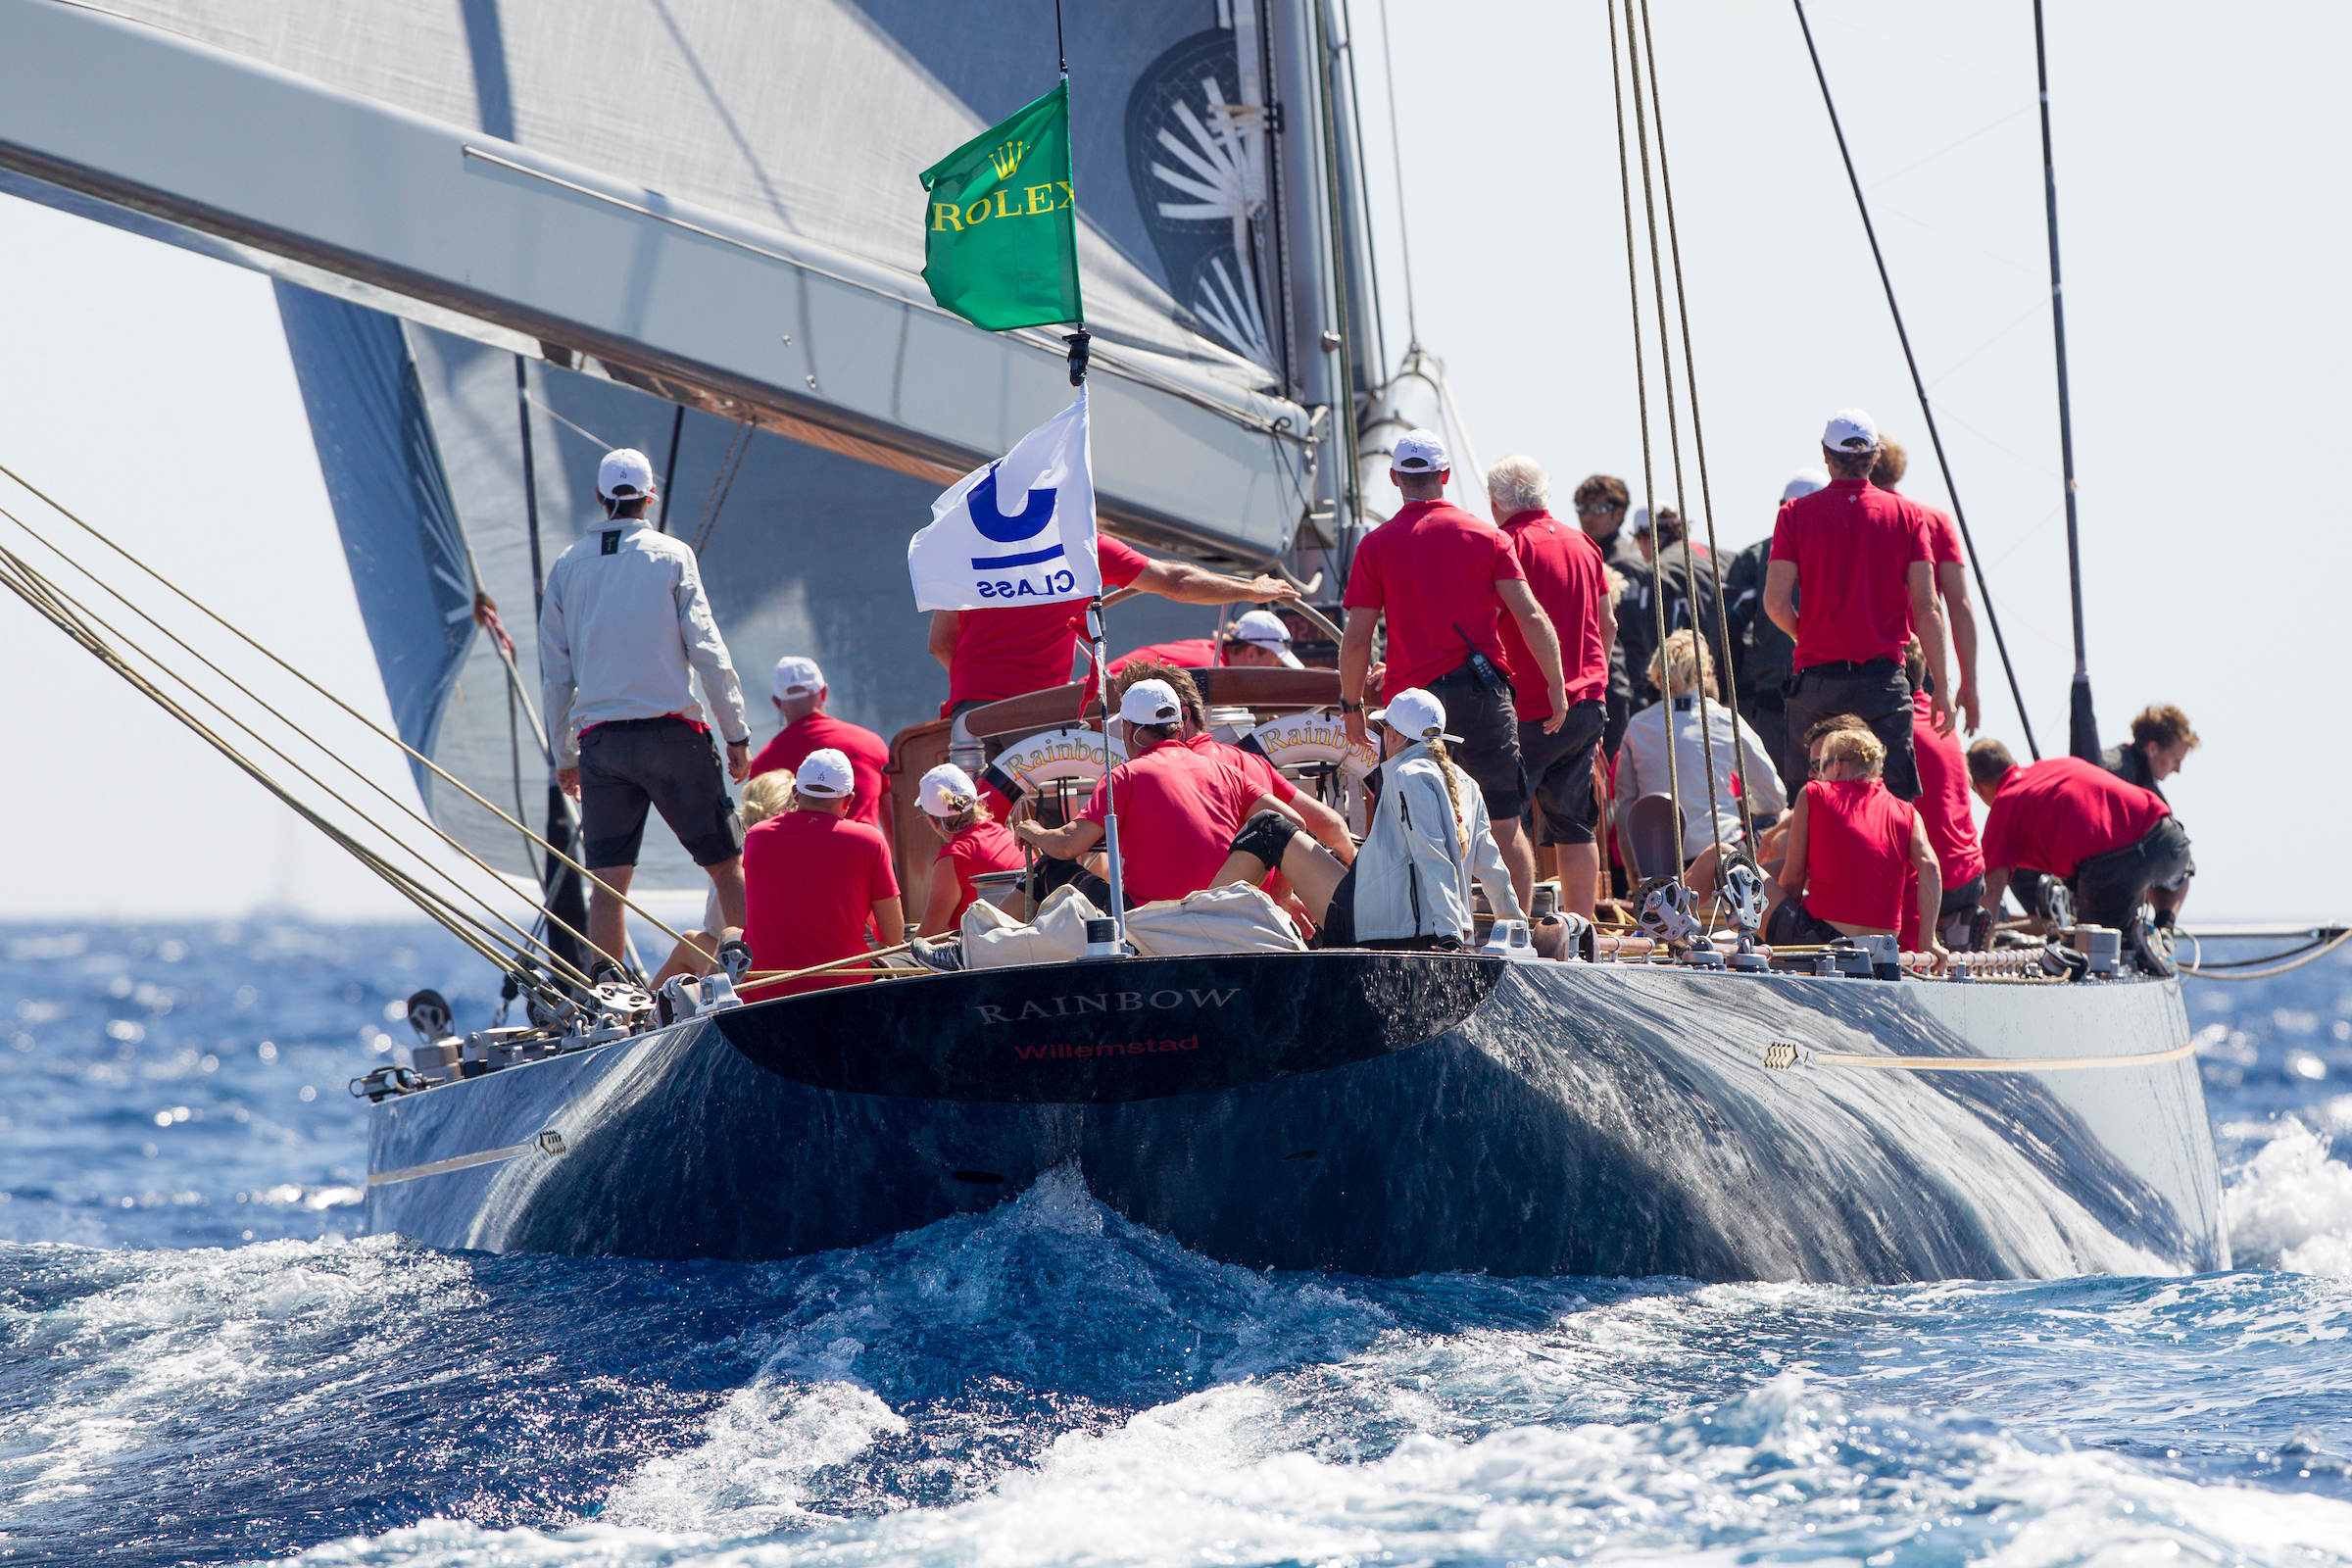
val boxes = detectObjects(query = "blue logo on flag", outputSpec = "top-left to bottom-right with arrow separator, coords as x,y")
967,464 -> 1062,569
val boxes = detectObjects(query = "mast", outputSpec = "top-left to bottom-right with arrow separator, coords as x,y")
2034,0 -> 2098,761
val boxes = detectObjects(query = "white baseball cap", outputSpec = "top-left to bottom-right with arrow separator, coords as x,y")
1228,609 -> 1306,668
1368,687 -> 1460,745
772,655 -> 825,702
598,447 -> 655,500
1117,678 -> 1184,727
794,747 -> 855,799
917,762 -> 978,817
1783,466 -> 1831,503
1821,410 -> 1880,454
1391,428 -> 1449,473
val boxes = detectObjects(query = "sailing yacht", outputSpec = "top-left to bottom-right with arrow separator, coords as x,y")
0,0 -> 2245,1281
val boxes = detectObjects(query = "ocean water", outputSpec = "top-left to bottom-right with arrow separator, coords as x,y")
7,923 -> 2352,1567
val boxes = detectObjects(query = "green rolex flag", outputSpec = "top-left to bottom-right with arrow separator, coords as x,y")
919,80 -> 1083,331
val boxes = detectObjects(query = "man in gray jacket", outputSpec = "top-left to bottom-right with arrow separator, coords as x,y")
541,447 -> 754,974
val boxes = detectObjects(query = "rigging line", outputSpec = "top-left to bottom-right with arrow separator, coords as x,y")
1864,103 -> 2033,193
518,390 -> 614,453
1312,0 -> 1369,587
2179,929 -> 2352,983
0,550 -> 543,988
1603,0 -> 1679,847
657,404 -> 686,533
0,459 -> 694,950
0,515 -> 601,988
1374,0 -> 1419,346
1620,0 -> 1715,866
1790,0 -> 2040,760
1632,0 -> 1750,847
1335,5 -> 1390,377
690,420 -> 753,558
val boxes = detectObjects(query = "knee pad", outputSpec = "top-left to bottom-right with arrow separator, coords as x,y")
1228,810 -> 1300,868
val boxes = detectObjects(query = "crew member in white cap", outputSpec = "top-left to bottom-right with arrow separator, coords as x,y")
1722,467 -> 1829,776
1762,410 -> 1950,801
1341,428 -> 1567,905
747,655 -> 891,838
910,762 -> 1024,936
739,748 -> 903,1000
1012,678 -> 1291,906
1216,687 -> 1521,949
540,446 -> 754,974
1106,608 -> 1308,677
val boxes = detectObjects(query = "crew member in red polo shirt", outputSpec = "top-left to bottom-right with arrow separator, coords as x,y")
746,656 -> 891,839
909,762 -> 1024,936
1107,611 -> 1309,676
1109,660 -> 1356,865
1341,429 -> 1568,901
1968,739 -> 2193,972
1874,437 -> 1982,734
1767,724 -> 1944,964
928,538 -> 1298,771
1900,636 -> 1986,952
739,749 -> 903,1000
1487,454 -> 1614,917
1010,679 -> 1288,906
1763,408 -> 1951,801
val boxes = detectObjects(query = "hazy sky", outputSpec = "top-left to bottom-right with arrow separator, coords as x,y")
0,0 -> 2341,921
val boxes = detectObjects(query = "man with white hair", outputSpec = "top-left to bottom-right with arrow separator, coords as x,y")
1488,454 -> 1614,917
541,446 -> 753,974
1764,411 -> 1951,800
1722,467 -> 1828,778
747,655 -> 891,836
1341,430 -> 1569,891
739,748 -> 904,999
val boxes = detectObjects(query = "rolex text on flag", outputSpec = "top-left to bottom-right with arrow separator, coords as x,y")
919,80 -> 1083,332
908,388 -> 1101,612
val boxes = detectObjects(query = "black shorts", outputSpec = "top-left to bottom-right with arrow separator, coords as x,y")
2072,816 -> 2195,929
1783,661 -> 1919,801
1767,899 -> 1844,946
1311,862 -> 1360,949
1519,699 -> 1606,846
578,716 -> 743,869
1423,663 -> 1527,818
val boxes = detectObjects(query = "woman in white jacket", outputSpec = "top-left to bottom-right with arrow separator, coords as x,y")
1215,688 -> 1523,948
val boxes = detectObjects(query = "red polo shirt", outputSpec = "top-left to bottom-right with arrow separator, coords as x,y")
747,711 -> 892,833
1768,478 -> 1930,669
1919,503 -> 1964,567
1107,638 -> 1220,676
1802,778 -> 1915,931
1497,508 -> 1609,718
1185,732 -> 1298,807
933,818 -> 1023,929
1343,500 -> 1525,698
1981,758 -> 2170,879
1079,736 -> 1256,905
1909,689 -> 1984,888
944,536 -> 1150,711
740,810 -> 900,1000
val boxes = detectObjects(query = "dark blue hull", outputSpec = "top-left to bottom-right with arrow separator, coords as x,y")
365,955 -> 2227,1281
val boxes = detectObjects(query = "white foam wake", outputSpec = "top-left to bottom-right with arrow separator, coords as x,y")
2224,1119 -> 2352,1277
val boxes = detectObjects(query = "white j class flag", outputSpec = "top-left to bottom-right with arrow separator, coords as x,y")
908,387 -> 1101,612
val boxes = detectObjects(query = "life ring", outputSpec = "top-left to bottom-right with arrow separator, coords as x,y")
979,724 -> 1127,804
1243,711 -> 1375,780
